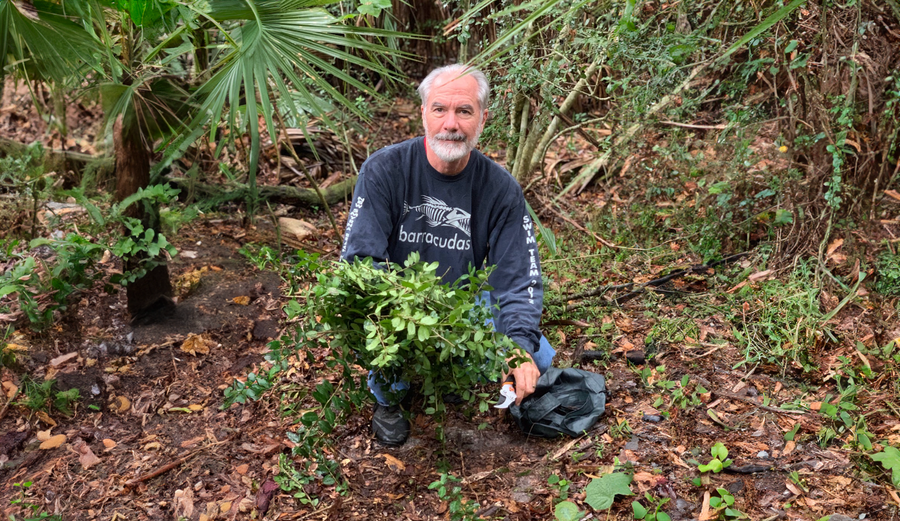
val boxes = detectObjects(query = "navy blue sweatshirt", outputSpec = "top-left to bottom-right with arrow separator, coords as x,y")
340,137 -> 544,356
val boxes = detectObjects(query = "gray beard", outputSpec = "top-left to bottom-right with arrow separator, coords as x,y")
428,130 -> 481,164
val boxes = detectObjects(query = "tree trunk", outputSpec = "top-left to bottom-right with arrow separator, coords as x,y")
114,115 -> 174,320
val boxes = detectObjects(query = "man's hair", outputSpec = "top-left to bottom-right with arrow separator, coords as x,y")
417,64 -> 490,111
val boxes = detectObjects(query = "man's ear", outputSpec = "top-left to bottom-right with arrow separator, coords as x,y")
480,109 -> 489,129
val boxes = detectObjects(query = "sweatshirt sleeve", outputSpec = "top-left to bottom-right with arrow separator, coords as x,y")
486,190 -> 543,358
340,162 -> 395,264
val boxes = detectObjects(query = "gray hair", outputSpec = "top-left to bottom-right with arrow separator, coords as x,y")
417,64 -> 490,111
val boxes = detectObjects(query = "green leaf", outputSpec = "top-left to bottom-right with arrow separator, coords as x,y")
871,446 -> 900,488
718,0 -> 807,63
774,209 -> 794,225
584,473 -> 633,511
657,513 -> 671,521
785,423 -> 801,441
631,501 -> 648,519
711,442 -> 729,461
357,0 -> 391,17
708,181 -> 731,195
554,501 -> 583,521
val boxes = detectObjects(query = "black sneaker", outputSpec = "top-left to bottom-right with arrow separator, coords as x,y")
371,404 -> 410,447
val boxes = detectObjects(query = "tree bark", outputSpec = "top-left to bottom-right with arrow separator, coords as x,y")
114,116 -> 174,319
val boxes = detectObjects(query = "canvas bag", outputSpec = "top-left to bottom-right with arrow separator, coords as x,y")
509,367 -> 608,438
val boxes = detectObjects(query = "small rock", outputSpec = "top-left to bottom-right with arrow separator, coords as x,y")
625,350 -> 646,365
726,480 -> 744,494
825,516 -> 854,521
642,414 -> 663,423
624,436 -> 640,451
757,450 -> 770,459
675,499 -> 692,512
126,332 -> 134,343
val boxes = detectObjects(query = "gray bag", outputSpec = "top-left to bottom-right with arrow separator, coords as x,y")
509,367 -> 608,438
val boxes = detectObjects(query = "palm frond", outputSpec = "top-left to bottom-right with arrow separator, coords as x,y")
0,0 -> 100,82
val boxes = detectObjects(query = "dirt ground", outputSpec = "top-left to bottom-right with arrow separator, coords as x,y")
2,210 -> 899,521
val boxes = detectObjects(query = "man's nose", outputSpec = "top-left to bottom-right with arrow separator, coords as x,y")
442,112 -> 459,131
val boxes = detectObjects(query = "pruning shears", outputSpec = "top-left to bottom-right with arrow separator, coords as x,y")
494,376 -> 516,409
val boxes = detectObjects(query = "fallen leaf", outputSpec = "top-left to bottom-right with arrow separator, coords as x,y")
887,487 -> 900,506
181,436 -> 205,449
826,238 -> 844,257
748,270 -> 774,282
174,489 -> 195,519
35,411 -> 57,427
2,381 -> 17,399
188,404 -> 204,412
379,453 -> 406,472
50,352 -> 78,367
885,190 -> 900,202
180,334 -> 212,356
809,402 -> 822,411
699,491 -> 711,520
144,442 -> 162,451
783,441 -> 796,455
238,498 -> 254,513
111,396 -> 131,414
74,439 -> 101,469
219,502 -> 232,514
785,481 -> 802,496
39,434 -> 67,449
102,439 -> 117,450
257,478 -> 279,517
235,464 -> 249,475
232,296 -> 250,306
37,429 -> 52,441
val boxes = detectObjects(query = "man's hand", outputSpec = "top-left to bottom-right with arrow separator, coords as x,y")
504,351 -> 540,406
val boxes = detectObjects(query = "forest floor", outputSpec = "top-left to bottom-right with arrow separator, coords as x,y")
2,78 -> 900,521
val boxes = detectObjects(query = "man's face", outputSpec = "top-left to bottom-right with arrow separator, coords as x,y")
422,73 -> 488,165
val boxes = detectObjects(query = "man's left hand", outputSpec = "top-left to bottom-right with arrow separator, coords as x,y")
505,352 -> 540,406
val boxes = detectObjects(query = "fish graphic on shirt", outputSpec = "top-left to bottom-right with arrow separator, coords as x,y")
403,196 -> 471,237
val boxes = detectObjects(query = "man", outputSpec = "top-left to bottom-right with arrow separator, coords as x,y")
341,64 -> 554,446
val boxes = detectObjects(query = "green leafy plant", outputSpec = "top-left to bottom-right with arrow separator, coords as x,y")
548,473 -> 571,503
9,481 -> 62,521
14,377 -> 79,416
0,142 -> 51,239
585,472 -> 634,511
708,488 -> 746,519
871,446 -> 900,488
299,252 -> 524,435
429,471 -> 480,521
632,493 -> 671,521
875,250 -> 900,297
697,442 -> 732,473
555,500 -> 585,521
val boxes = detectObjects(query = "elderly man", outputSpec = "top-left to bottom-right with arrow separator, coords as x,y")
341,64 -> 555,446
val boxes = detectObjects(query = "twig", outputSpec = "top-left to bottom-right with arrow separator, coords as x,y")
657,120 -> 727,130
553,252 -> 749,310
124,438 -> 231,487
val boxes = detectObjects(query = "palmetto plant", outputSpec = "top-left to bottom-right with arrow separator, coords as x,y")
0,0 -> 406,317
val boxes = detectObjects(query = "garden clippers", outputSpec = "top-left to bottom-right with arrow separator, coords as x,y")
495,376 -> 516,409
